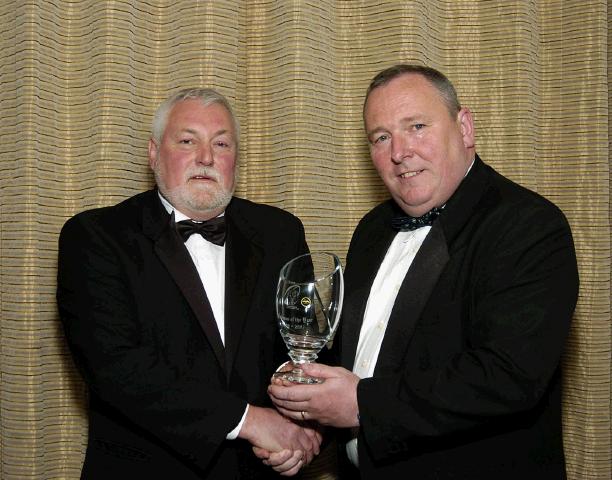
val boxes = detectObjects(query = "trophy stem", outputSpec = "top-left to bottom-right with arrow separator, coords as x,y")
289,350 -> 319,364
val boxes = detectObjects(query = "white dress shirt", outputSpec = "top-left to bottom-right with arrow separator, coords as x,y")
159,193 -> 246,439
159,194 -> 226,342
346,160 -> 474,466
346,226 -> 431,467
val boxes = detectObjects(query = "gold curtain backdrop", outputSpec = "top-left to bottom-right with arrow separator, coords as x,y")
0,1 -> 609,478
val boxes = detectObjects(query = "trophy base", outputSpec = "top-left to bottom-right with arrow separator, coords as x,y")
273,366 -> 324,384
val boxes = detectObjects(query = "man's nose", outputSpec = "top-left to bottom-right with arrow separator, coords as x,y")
196,145 -> 214,165
391,135 -> 413,164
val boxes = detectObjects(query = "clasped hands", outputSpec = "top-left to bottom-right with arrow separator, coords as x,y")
239,403 -> 322,476
251,362 -> 360,476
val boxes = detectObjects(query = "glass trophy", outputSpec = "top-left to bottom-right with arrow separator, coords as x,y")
274,252 -> 343,384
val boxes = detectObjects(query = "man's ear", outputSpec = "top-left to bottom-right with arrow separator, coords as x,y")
457,107 -> 475,149
148,138 -> 159,170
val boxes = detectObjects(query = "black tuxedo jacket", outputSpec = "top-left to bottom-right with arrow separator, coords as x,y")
57,190 -> 307,479
340,156 -> 579,479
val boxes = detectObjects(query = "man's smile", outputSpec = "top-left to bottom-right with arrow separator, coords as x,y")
399,170 -> 423,179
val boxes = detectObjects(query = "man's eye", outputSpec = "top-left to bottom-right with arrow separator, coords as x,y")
373,134 -> 389,144
414,124 -> 425,130
215,141 -> 229,148
179,139 -> 194,144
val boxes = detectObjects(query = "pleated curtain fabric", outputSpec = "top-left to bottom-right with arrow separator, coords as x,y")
0,1 -> 609,479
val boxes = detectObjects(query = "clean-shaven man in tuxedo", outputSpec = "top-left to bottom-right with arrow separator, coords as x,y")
268,65 -> 579,479
57,88 -> 321,479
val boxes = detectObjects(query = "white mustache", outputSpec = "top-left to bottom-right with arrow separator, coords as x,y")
187,168 -> 219,181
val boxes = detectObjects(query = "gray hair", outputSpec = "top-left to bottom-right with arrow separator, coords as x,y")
364,64 -> 461,117
151,88 -> 240,146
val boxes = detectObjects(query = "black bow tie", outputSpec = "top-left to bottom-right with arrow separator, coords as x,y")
391,207 -> 443,231
176,217 -> 226,246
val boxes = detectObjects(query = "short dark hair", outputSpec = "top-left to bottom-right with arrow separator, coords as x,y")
364,64 -> 461,116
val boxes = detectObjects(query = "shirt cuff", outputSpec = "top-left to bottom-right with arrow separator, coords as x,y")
226,404 -> 249,440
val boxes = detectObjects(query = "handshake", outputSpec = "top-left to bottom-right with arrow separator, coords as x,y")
239,362 -> 361,476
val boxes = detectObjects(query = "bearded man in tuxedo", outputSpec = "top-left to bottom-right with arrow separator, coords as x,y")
268,65 -> 579,479
58,88 -> 320,479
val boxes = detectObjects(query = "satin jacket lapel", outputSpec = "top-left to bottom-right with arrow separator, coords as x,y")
142,196 -> 226,372
374,224 -> 449,375
224,209 -> 263,381
341,214 -> 396,371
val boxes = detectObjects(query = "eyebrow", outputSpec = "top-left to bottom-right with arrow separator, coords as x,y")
177,128 -> 234,138
399,115 -> 427,125
213,129 -> 233,137
367,115 -> 429,136
366,126 -> 388,138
